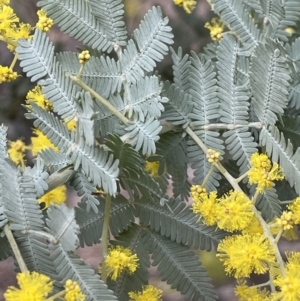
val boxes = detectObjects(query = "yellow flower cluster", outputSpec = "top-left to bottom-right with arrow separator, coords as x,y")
104,246 -> 139,281
216,191 -> 254,232
277,211 -> 295,231
272,252 -> 300,300
7,138 -> 29,167
217,234 -> 276,278
31,128 -> 59,156
4,271 -> 53,301
144,157 -> 166,178
0,1 -> 32,51
206,148 -> 220,163
78,50 -> 91,64
0,66 -> 17,83
64,279 -> 86,301
288,197 -> 300,224
36,9 -> 54,32
4,272 -> 85,301
38,185 -> 67,208
191,186 -> 253,232
191,186 -> 218,226
235,280 -> 271,301
248,153 -> 284,192
173,0 -> 197,14
26,85 -> 52,110
204,18 -> 225,41
128,285 -> 163,301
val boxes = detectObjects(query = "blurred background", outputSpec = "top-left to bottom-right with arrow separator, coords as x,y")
0,0 -> 255,300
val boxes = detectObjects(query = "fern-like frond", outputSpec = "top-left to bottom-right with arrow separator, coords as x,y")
288,82 -> 300,110
105,134 -> 142,176
70,138 -> 119,195
76,195 -> 134,246
260,125 -> 300,195
88,0 -> 127,46
26,103 -> 119,195
142,228 -> 218,301
189,52 -> 220,127
286,37 -> 300,74
126,76 -> 167,122
242,0 -> 263,16
17,236 -> 56,276
39,149 -> 70,172
250,41 -> 291,126
121,7 -> 173,83
37,0 -> 114,52
75,200 -> 104,247
23,157 -> 49,197
71,171 -> 99,213
125,171 -> 163,204
17,29 -> 54,82
50,244 -> 117,300
153,132 -> 190,200
223,128 -> 257,174
217,35 -> 257,172
217,35 -> 249,125
270,0 -> 300,42
75,91 -> 95,146
162,84 -> 193,129
94,93 -> 125,136
46,205 -> 79,251
135,197 -> 226,251
202,42 -> 218,61
4,172 -> 44,231
109,224 -> 149,301
170,166 -> 191,202
277,115 -> 300,150
17,30 -> 78,121
108,195 -> 135,237
188,52 -> 223,190
125,116 -> 162,155
0,236 -> 11,259
210,0 -> 260,53
171,47 -> 191,93
57,52 -> 122,99
255,187 -> 282,221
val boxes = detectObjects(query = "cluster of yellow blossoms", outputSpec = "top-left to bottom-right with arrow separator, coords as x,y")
0,1 -> 53,83
4,271 -> 85,301
248,153 -> 284,192
99,246 -> 162,300
173,0 -> 197,14
191,152 -> 300,300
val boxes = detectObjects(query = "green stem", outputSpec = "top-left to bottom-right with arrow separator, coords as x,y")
201,122 -> 263,131
252,207 -> 286,277
76,64 -> 85,79
3,224 -> 28,272
46,290 -> 65,301
101,194 -> 112,283
280,200 -> 294,205
9,53 -> 19,69
274,228 -> 284,244
69,74 -> 129,126
253,280 -> 270,288
236,171 -> 248,183
185,126 -> 241,192
251,190 -> 260,205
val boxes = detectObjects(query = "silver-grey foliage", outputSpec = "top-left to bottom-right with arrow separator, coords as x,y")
1,0 -> 300,300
